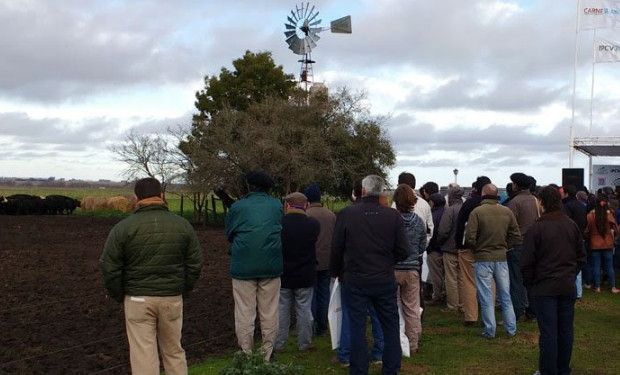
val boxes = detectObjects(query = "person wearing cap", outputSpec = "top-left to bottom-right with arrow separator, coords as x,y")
465,183 -> 521,339
507,172 -> 540,321
437,184 -> 465,312
225,171 -> 283,360
275,192 -> 320,351
304,183 -> 337,337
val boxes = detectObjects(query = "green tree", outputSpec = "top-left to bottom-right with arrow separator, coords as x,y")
180,51 -> 395,199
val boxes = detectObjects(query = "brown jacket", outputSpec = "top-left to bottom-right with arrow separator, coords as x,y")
586,210 -> 617,250
306,203 -> 336,271
507,190 -> 540,242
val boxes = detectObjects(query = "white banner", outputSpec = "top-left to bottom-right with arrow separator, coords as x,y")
595,38 -> 620,62
592,165 -> 620,190
580,0 -> 620,30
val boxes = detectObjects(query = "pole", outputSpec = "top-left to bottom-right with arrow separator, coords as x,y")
588,155 -> 593,191
589,28 -> 597,134
569,0 -> 581,167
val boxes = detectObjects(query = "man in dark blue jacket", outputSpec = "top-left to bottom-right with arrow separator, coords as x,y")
331,175 -> 409,375
275,192 -> 320,352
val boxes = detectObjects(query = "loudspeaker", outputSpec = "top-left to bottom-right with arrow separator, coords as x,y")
562,168 -> 584,189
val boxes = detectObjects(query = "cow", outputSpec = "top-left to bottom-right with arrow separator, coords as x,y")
44,195 -> 80,215
5,194 -> 45,215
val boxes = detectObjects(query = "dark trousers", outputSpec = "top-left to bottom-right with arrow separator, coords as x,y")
312,270 -> 331,335
342,281 -> 401,375
507,245 -> 529,319
582,242 -> 593,285
533,295 -> 576,375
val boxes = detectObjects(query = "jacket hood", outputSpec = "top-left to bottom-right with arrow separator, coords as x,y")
429,193 -> 446,208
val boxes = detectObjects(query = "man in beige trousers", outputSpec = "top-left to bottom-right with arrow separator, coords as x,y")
225,171 -> 284,361
100,178 -> 203,375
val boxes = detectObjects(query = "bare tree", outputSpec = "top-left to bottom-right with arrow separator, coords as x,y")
109,130 -> 182,195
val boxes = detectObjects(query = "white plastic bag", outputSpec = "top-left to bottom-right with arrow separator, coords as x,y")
328,278 -> 342,349
398,299 -> 411,357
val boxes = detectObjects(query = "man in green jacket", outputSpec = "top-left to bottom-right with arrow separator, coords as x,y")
100,178 -> 203,375
465,183 -> 521,339
225,171 -> 283,361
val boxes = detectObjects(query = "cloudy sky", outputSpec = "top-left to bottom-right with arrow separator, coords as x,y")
1,0 -> 618,187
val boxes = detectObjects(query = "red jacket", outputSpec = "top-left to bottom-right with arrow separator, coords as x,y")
586,210 -> 617,250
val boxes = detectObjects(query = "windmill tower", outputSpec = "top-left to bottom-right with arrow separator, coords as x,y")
284,2 -> 351,91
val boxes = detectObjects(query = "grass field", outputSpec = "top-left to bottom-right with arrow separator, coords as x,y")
190,285 -> 620,375
0,185 -> 352,219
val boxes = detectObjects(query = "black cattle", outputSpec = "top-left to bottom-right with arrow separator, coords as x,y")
5,194 -> 45,215
214,188 -> 236,209
44,195 -> 80,215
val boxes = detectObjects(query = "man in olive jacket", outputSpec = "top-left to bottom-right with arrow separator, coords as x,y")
225,171 -> 283,361
100,178 -> 203,375
465,183 -> 521,339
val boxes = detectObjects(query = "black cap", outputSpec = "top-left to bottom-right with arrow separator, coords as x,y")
245,171 -> 274,191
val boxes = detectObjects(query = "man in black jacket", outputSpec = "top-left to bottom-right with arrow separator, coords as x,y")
275,192 -> 320,352
521,186 -> 586,375
331,175 -> 409,375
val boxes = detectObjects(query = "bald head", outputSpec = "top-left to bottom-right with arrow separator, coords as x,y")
481,183 -> 498,196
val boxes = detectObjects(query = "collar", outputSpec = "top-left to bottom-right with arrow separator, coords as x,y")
481,197 -> 499,205
516,190 -> 532,196
286,207 -> 306,215
136,196 -> 166,208
361,196 -> 380,204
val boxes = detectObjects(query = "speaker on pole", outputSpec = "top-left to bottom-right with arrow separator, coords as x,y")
562,168 -> 584,189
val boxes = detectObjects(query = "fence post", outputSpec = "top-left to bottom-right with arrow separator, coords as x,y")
180,194 -> 184,216
205,194 -> 209,225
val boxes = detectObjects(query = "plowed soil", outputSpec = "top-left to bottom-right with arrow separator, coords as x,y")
0,215 -> 235,374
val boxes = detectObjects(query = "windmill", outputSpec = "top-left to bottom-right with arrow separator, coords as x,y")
284,2 -> 351,91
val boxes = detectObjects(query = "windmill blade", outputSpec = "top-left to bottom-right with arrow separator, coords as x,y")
286,34 -> 297,45
307,5 -> 316,21
330,15 -> 352,33
285,23 -> 295,30
302,2 -> 310,19
287,16 -> 296,25
305,37 -> 317,50
309,33 -> 321,43
284,30 -> 296,39
309,19 -> 322,26
308,9 -> 319,23
296,4 -> 302,19
290,10 -> 298,21
288,37 -> 306,55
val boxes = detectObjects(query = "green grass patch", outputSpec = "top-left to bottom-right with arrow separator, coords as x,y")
191,286 -> 620,374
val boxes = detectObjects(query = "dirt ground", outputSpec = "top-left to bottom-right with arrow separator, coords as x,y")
0,215 -> 235,374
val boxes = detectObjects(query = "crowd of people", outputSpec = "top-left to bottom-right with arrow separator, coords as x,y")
99,172 -> 620,375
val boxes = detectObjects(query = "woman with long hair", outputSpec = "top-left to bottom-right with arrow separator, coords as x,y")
392,184 -> 427,355
586,195 -> 619,293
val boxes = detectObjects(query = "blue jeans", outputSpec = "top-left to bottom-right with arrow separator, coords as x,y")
575,271 -> 582,298
507,246 -> 528,318
342,281 -> 400,375
591,250 -> 616,288
275,287 -> 314,350
312,270 -> 331,336
533,295 -> 576,375
337,293 -> 384,363
475,261 -> 517,337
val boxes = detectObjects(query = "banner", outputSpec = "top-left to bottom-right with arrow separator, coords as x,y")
592,164 -> 620,190
580,0 -> 620,30
595,38 -> 620,62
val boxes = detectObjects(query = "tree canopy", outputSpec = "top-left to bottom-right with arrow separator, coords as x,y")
180,51 -> 395,198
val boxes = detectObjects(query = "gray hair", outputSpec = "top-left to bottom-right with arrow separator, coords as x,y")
362,175 -> 385,197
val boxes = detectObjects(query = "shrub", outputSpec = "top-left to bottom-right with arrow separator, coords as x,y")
219,350 -> 301,375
